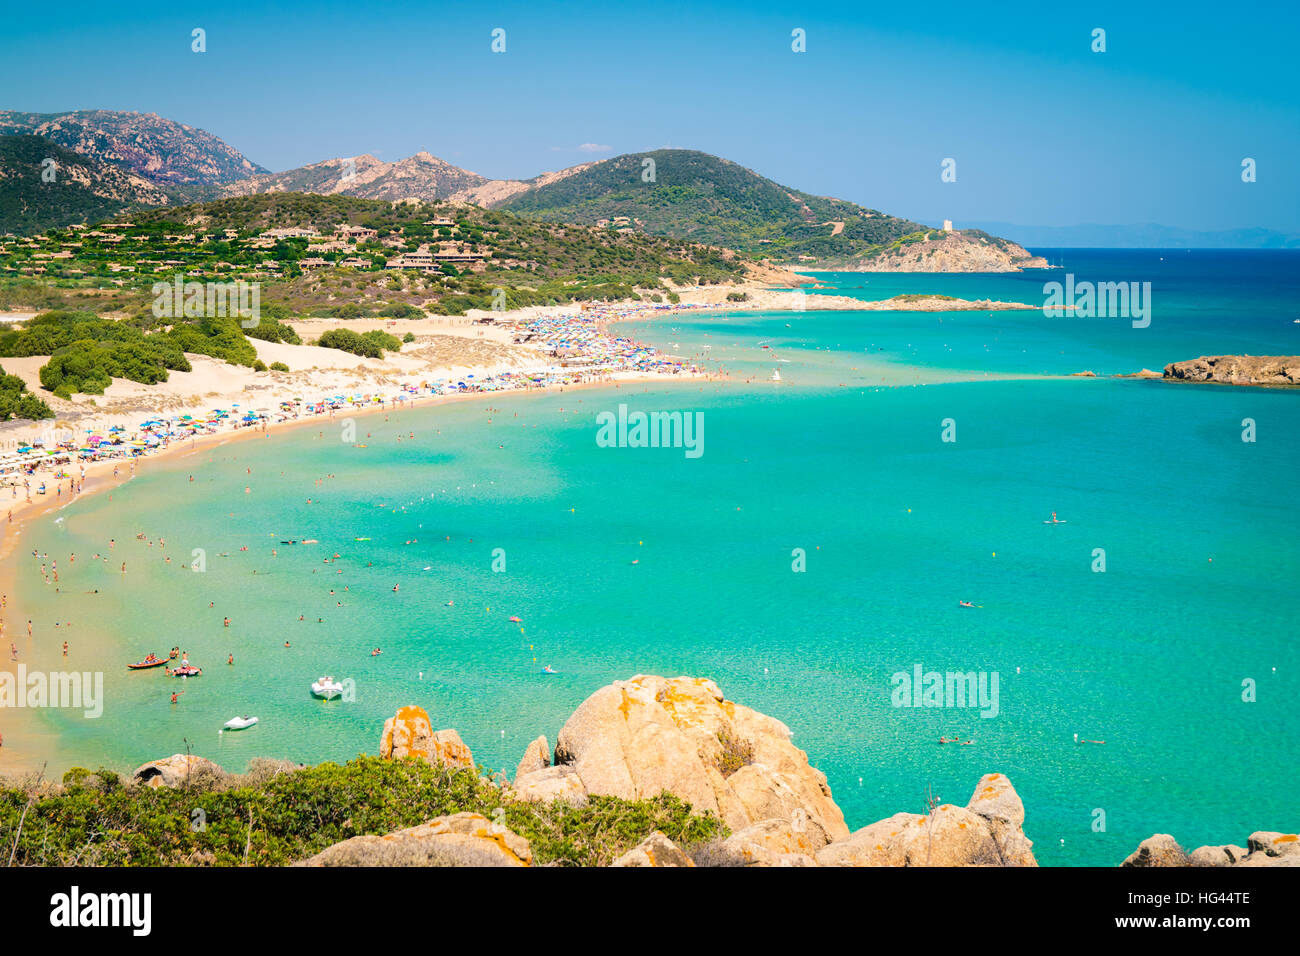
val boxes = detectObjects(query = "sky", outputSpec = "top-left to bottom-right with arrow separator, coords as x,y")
3,0 -> 1297,234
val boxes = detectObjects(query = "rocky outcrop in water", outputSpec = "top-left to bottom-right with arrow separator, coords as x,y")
846,233 -> 1050,273
814,772 -> 1037,867
1123,831 -> 1299,868
1163,355 -> 1300,387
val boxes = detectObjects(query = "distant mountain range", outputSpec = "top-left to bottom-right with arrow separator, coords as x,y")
0,110 -> 267,188
969,221 -> 1300,250
3,109 -> 1275,269
218,151 -> 593,206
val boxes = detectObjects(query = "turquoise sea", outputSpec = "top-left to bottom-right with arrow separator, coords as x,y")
5,250 -> 1298,866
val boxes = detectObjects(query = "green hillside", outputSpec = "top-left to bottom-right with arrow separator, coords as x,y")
0,192 -> 748,320
0,135 -> 170,235
496,149 -> 940,263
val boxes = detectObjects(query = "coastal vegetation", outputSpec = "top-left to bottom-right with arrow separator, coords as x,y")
315,327 -> 403,358
0,309 -> 283,398
0,364 -> 53,419
0,756 -> 723,867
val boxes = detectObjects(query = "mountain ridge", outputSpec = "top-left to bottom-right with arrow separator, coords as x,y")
0,110 -> 267,187
219,151 -> 596,207
0,110 -> 1041,270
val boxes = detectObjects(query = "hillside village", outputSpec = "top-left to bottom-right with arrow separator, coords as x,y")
3,217 -> 487,283
0,193 -> 751,322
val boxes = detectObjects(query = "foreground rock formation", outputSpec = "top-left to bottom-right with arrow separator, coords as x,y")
132,675 -> 1288,867
1122,831 -> 1299,868
814,772 -> 1037,867
357,679 -> 1043,866
133,754 -> 226,788
611,831 -> 697,867
548,675 -> 849,841
300,812 -> 532,867
379,705 -> 475,769
1163,354 -> 1300,387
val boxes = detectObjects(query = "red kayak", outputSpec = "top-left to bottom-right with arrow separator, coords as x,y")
128,656 -> 167,670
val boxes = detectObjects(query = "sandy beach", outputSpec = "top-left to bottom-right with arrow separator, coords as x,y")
0,295 -> 726,770
0,278 -> 1056,543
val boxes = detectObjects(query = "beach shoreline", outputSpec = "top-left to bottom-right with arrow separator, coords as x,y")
0,367 -> 724,774
0,283 -> 1072,775
0,290 -> 744,773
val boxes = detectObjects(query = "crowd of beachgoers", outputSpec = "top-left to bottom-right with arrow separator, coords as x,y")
0,304 -> 709,495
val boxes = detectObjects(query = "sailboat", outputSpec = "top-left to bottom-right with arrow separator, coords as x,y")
771,368 -> 782,382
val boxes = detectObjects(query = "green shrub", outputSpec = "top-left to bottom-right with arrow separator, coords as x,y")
0,365 -> 53,420
317,328 -> 381,357
715,728 -> 755,778
0,756 -> 725,866
380,303 -> 424,319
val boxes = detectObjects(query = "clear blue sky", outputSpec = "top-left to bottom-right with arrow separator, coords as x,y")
4,0 -> 1297,232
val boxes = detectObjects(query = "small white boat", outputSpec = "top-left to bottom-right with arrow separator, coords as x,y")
223,716 -> 259,730
771,368 -> 782,382
312,676 -> 346,699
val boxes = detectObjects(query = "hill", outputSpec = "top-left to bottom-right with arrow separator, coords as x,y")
496,149 -> 1047,271
0,134 -> 171,234
1,192 -> 753,319
222,151 -> 490,203
0,110 -> 267,187
221,151 -> 593,206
